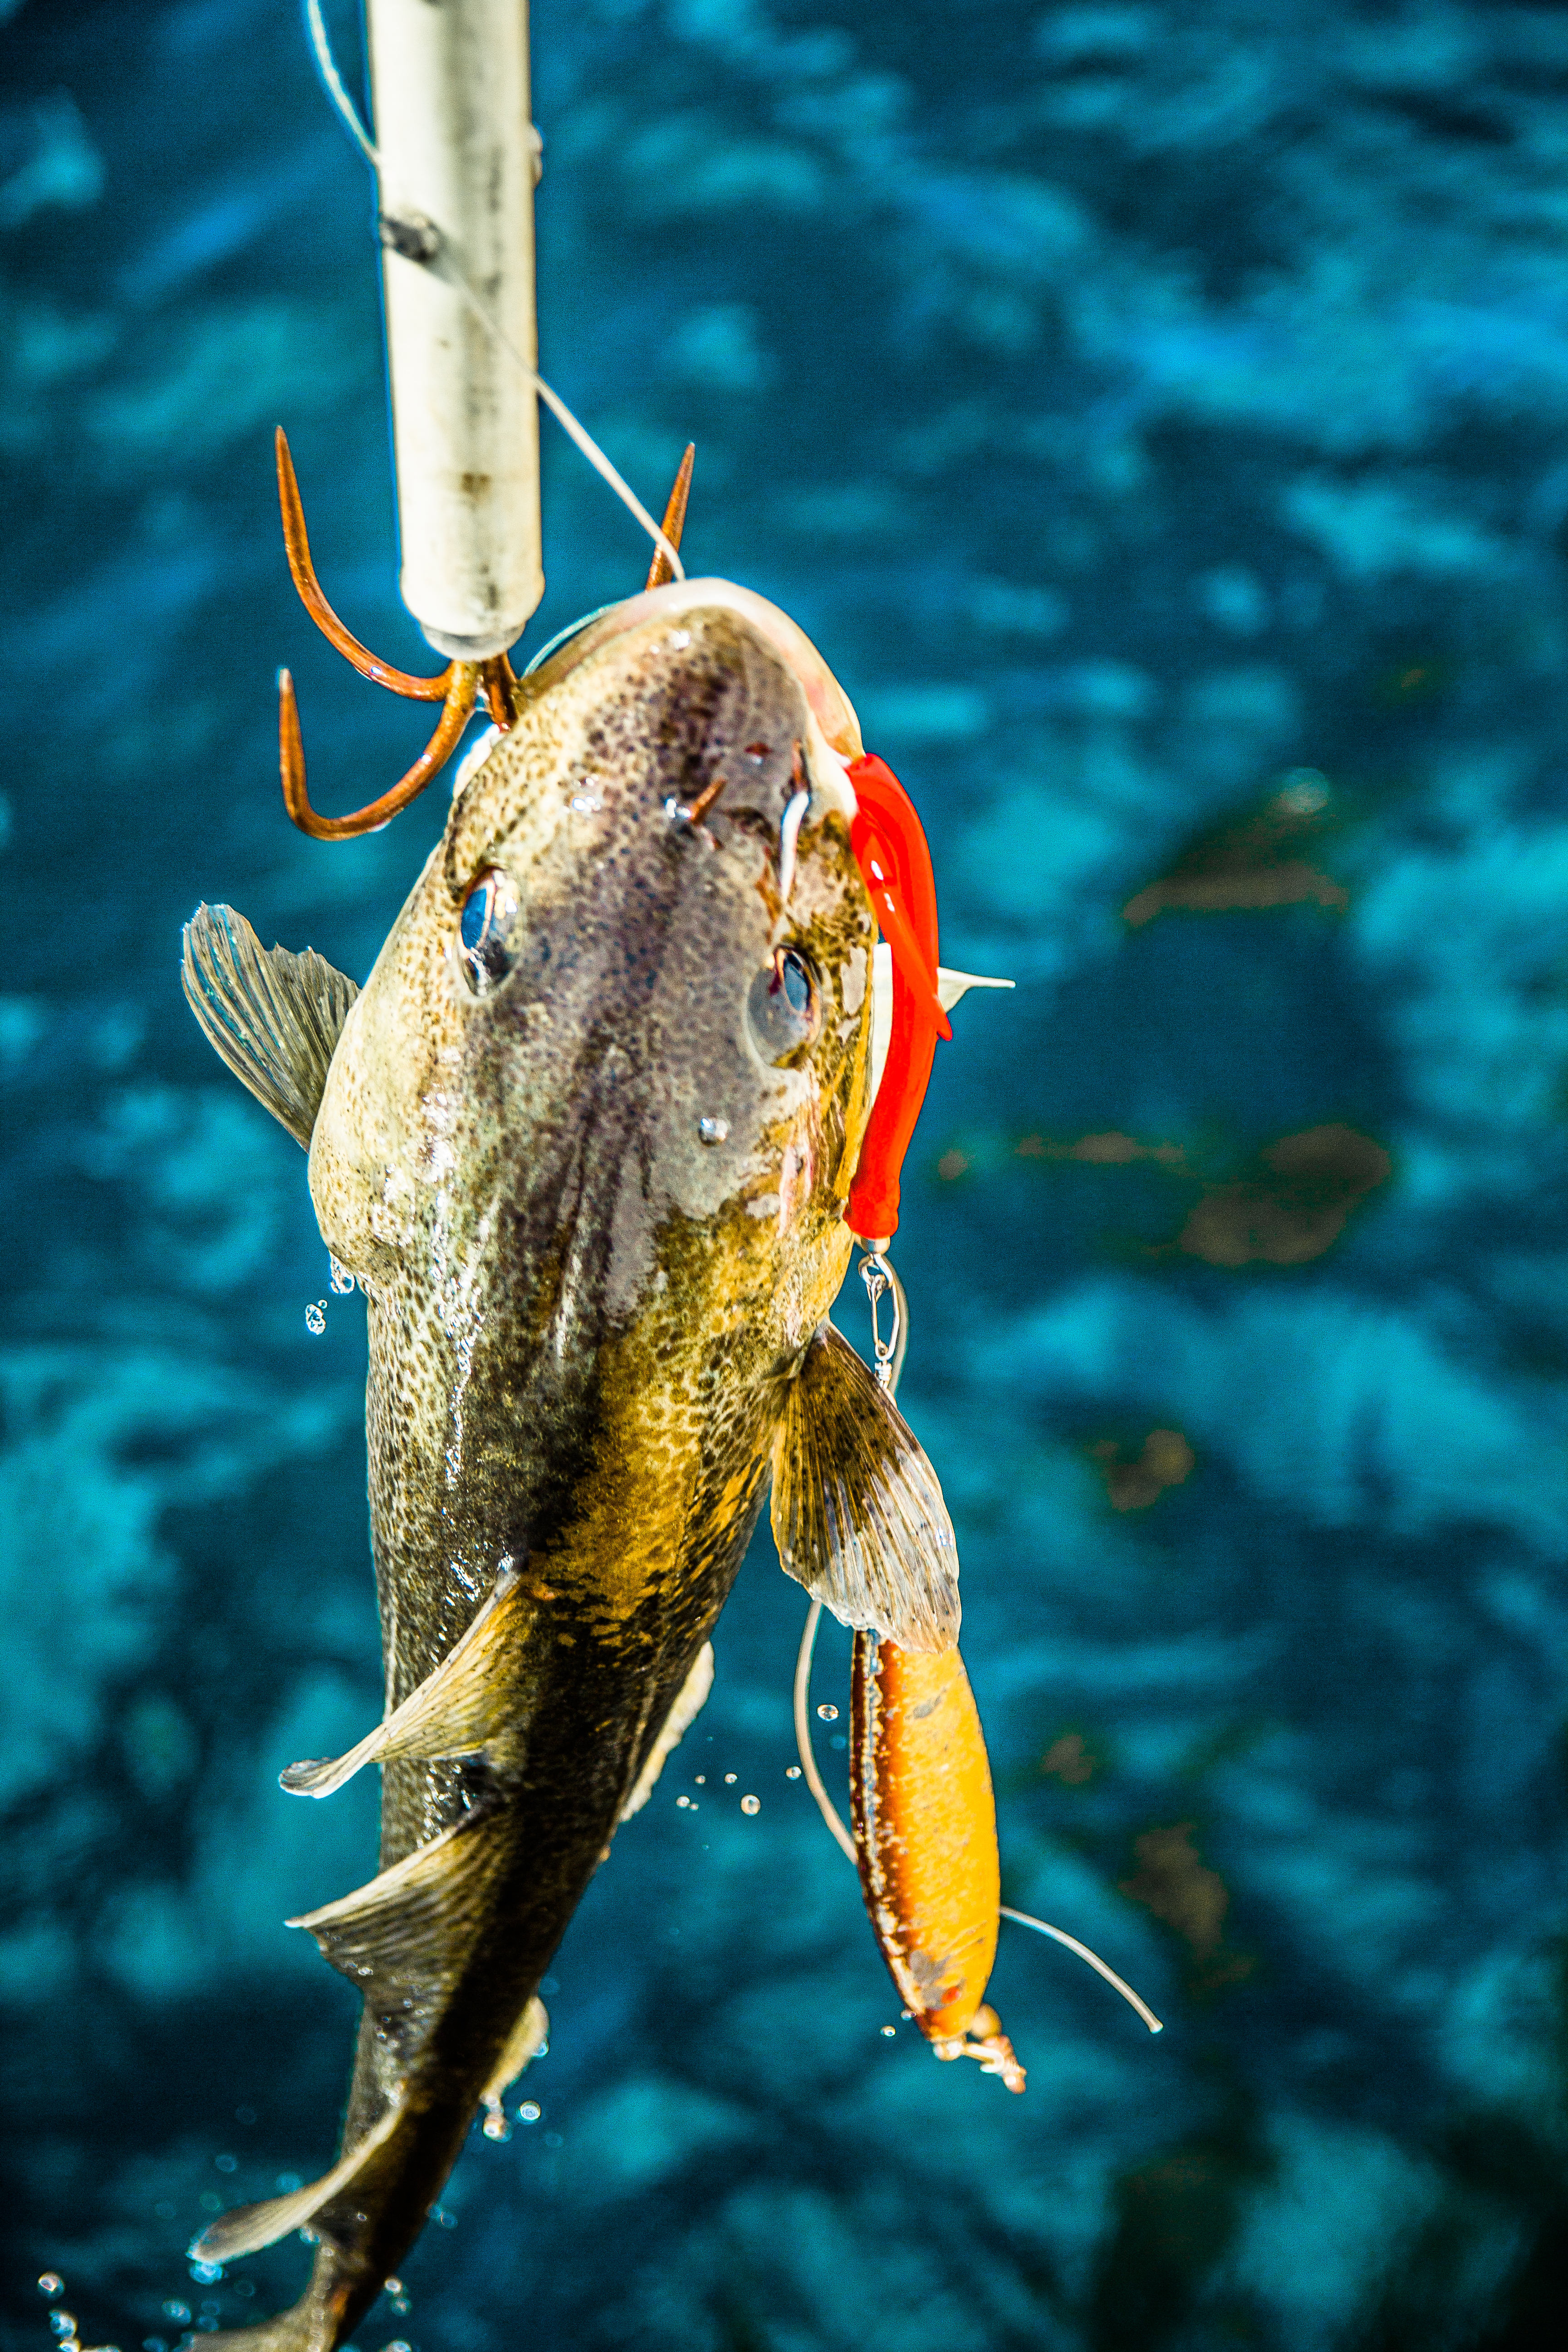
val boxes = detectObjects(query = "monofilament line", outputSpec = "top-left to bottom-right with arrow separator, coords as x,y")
303,0 -> 686,585
793,1598 -> 857,1864
999,1909 -> 1163,2034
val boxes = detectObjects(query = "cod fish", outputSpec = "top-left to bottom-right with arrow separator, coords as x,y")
180,580 -> 962,2352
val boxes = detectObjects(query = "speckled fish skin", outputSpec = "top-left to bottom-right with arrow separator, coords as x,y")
222,594 -> 875,2349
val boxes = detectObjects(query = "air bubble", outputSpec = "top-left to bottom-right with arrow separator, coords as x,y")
49,2314 -> 77,2337
189,2264 -> 222,2287
162,2307 -> 189,2326
785,1765 -> 801,1780
816,1703 -> 838,1722
881,2024 -> 897,2038
693,1774 -> 705,1784
39,2278 -> 64,2298
697,1115 -> 729,1145
723,1772 -> 737,1784
740,1794 -> 760,1815
518,2101 -> 542,2124
676,1794 -> 690,1808
305,1303 -> 326,1335
214,2154 -> 236,2173
329,1257 -> 356,1295
481,2107 -> 511,2142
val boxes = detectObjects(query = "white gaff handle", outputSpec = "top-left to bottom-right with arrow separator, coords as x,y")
366,0 -> 544,658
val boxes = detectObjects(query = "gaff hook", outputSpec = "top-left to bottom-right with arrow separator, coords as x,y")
273,427 -> 517,839
272,431 -> 699,842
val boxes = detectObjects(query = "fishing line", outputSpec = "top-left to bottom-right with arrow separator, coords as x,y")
303,0 -> 686,587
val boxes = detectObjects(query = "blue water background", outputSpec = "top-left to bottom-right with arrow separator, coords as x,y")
3,1 -> 1568,2345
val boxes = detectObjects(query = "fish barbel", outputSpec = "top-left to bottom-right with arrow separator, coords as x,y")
181,579 -> 962,2350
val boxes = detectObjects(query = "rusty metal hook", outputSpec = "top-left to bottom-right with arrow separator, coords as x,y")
272,431 -> 693,843
645,444 -> 694,591
279,660 -> 479,841
274,426 -> 528,839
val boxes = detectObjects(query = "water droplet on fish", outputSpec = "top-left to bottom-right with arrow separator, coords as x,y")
519,2100 -> 542,2124
329,1257 -> 355,1295
723,1773 -> 737,1784
881,2024 -> 897,2037
698,1116 -> 729,1145
785,1765 -> 802,1779
305,1303 -> 326,1335
39,2278 -> 64,2298
817,1703 -> 838,1722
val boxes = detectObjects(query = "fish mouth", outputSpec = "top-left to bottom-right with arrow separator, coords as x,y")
522,577 -> 866,777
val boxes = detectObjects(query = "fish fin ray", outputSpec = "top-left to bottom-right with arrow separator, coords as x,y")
281,1569 -> 529,1796
619,1642 -> 714,1820
189,2099 -> 401,2264
770,1322 -> 960,1652
182,902 -> 358,1148
289,1808 -> 510,2032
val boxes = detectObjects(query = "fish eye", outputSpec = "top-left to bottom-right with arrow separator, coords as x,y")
457,869 -> 520,995
747,948 -> 820,1064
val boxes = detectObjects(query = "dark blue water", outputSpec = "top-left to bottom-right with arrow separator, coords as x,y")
4,2 -> 1568,2345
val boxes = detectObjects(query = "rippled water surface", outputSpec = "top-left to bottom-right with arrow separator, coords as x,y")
3,3 -> 1568,2347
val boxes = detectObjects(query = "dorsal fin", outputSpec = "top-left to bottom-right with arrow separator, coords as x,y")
619,1642 -> 714,1821
190,2099 -> 402,2265
771,1322 -> 960,1653
281,1569 -> 533,1797
182,902 -> 358,1148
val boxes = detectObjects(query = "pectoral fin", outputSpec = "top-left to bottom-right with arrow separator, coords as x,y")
182,902 -> 358,1148
190,2099 -> 402,2264
619,1642 -> 715,1820
771,1322 -> 960,1653
281,1569 -> 531,1797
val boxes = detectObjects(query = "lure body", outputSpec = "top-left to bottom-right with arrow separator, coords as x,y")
849,1631 -> 1024,2091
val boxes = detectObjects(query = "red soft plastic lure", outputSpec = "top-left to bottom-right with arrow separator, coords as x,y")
845,753 -> 950,1243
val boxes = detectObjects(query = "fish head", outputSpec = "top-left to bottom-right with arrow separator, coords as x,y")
310,582 -> 877,1359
